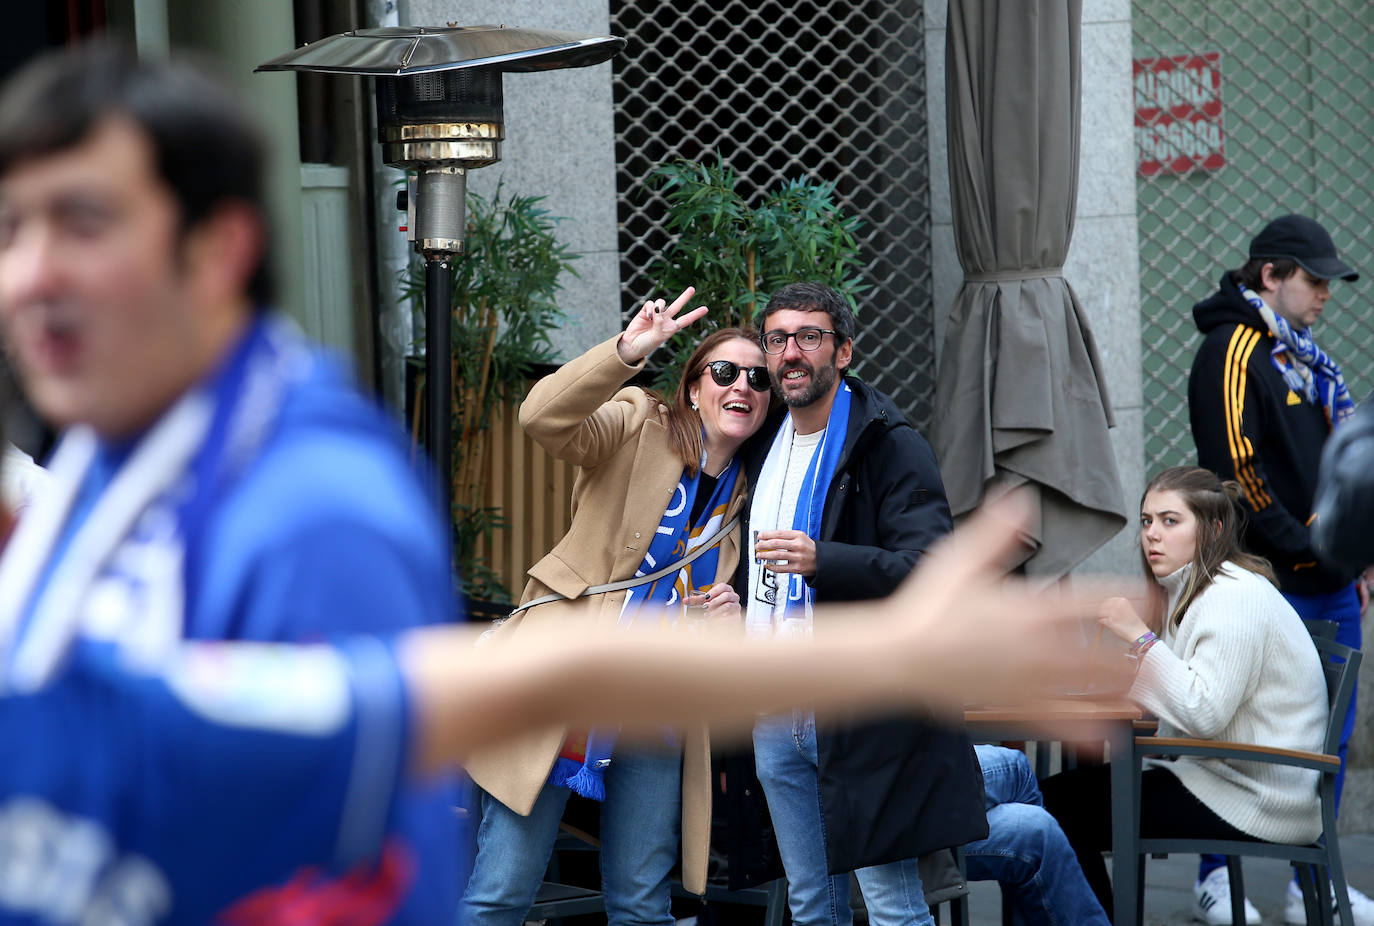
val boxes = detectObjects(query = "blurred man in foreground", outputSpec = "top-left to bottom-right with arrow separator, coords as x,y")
0,469 -> 1131,923
0,40 -> 461,923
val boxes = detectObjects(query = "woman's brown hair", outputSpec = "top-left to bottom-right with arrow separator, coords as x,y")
1141,466 -> 1276,628
656,327 -> 763,476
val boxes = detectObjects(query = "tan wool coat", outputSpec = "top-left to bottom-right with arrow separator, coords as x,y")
463,336 -> 746,894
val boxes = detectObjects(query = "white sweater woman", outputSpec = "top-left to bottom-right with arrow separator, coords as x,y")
1133,560 -> 1326,844
1041,466 -> 1331,920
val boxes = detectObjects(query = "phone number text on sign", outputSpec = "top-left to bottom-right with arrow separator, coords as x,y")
1134,52 -> 1224,176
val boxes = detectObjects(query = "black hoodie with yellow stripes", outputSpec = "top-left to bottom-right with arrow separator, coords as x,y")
1187,270 -> 1353,595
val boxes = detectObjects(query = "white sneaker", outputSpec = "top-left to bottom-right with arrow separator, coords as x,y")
1284,879 -> 1374,926
1194,867 -> 1261,925
1347,886 -> 1374,926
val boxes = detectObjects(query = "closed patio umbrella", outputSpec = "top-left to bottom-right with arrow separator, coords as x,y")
933,0 -> 1128,578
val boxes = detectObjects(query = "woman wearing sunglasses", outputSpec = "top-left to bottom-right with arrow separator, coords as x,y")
461,287 -> 772,926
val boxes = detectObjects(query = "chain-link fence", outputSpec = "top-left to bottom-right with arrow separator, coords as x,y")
1132,0 -> 1374,476
610,0 -> 938,429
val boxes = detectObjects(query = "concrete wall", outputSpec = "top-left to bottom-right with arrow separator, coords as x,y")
167,0 -> 309,330
925,0 -> 1144,577
402,1 -> 623,361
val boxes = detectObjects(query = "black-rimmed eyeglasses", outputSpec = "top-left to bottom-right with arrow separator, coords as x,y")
760,327 -> 836,354
701,360 -> 771,392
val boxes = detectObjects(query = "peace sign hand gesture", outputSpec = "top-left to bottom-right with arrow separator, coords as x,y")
616,286 -> 710,365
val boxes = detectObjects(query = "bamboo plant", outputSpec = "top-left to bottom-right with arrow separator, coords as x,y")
401,183 -> 577,602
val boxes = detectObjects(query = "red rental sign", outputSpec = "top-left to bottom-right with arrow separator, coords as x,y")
1134,52 -> 1225,176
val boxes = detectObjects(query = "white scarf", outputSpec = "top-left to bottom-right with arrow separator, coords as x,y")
0,396 -> 210,692
0,318 -> 304,693
745,420 -> 820,639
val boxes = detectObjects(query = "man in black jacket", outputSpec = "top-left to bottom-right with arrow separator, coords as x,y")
739,282 -> 987,926
1187,214 -> 1373,926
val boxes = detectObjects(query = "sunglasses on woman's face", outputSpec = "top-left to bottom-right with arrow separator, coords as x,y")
701,359 -> 771,392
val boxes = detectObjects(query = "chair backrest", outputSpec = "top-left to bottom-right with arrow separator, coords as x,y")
1305,619 -> 1338,641
1311,634 -> 1362,757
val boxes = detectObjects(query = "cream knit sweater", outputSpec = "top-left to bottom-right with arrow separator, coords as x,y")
1130,561 -> 1327,843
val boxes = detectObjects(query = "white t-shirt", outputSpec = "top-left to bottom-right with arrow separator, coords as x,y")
768,428 -> 824,630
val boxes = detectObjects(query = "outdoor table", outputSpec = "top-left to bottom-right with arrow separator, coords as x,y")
964,698 -> 1143,926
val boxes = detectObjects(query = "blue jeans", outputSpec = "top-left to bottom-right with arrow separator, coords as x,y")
460,748 -> 682,926
753,712 -> 934,926
965,746 -> 1110,926
1199,581 -> 1362,884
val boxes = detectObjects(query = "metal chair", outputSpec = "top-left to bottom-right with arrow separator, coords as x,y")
526,823 -> 606,925
526,881 -> 606,924
934,847 -> 972,926
1130,633 -> 1361,926
670,878 -> 788,926
1306,619 -> 1338,642
540,816 -> 790,926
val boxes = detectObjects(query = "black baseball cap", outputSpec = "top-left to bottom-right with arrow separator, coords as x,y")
1249,214 -> 1359,282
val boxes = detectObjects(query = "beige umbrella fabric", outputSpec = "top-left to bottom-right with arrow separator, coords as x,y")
933,0 -> 1127,578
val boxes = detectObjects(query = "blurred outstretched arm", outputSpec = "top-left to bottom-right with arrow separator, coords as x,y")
402,494 -> 1135,774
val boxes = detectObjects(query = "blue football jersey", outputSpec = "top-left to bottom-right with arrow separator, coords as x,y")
0,319 -> 465,923
0,636 -> 409,925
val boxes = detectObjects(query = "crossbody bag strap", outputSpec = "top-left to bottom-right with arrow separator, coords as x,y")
506,515 -> 740,619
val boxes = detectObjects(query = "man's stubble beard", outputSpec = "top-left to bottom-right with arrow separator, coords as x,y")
774,356 -> 839,408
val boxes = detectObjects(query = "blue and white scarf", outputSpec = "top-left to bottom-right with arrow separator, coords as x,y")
745,382 -> 852,639
1239,283 -> 1355,427
546,453 -> 742,800
0,317 -> 308,693
616,456 -> 742,624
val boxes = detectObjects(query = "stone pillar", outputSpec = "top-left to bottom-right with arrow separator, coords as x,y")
402,1 -> 622,360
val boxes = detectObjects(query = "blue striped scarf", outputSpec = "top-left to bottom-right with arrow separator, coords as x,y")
745,382 -> 852,637
547,456 -> 742,800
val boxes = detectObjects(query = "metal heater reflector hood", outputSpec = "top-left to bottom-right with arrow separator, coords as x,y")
254,24 -> 624,76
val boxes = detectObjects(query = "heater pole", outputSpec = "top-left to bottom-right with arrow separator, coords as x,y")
425,256 -> 453,519
255,23 -> 625,549
415,165 -> 467,521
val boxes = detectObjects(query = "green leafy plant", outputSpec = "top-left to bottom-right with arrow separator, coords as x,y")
646,154 -> 867,389
401,182 -> 578,603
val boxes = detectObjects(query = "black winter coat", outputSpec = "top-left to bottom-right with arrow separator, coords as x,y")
735,377 -> 988,874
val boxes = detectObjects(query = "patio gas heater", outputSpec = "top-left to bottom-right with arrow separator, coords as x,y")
257,24 -> 625,512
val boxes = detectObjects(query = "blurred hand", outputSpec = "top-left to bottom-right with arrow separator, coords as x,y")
616,286 -> 709,365
865,493 -> 1143,711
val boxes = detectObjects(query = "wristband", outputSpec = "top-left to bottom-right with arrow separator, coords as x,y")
1129,631 -> 1158,653
1127,631 -> 1159,667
